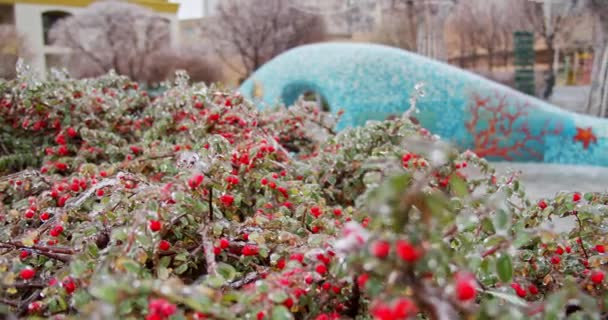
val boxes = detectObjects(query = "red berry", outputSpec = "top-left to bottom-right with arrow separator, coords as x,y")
149,220 -> 162,232
219,238 -> 230,249
50,225 -> 64,237
573,193 -> 581,202
455,274 -> 477,301
20,267 -> 36,280
370,240 -> 390,258
591,270 -> 605,284
24,209 -> 35,219
290,253 -> 304,263
55,134 -> 66,145
528,284 -> 539,295
597,245 -> 605,253
538,200 -> 547,209
257,311 -> 265,320
515,287 -> 527,298
277,259 -> 286,270
310,206 -> 322,218
550,255 -> 561,265
96,189 -> 105,197
220,194 -> 234,206
556,246 -> 564,255
396,240 -> 421,263
357,273 -> 369,287
315,263 -> 327,275
57,194 -> 70,207
565,246 -> 572,253
40,211 -> 51,221
99,171 -> 108,178
62,277 -> 76,294
261,178 -> 268,185
283,297 -> 294,308
393,298 -> 417,318
20,250 -> 30,259
188,174 -> 204,189
55,162 -> 68,171
242,244 -> 259,256
305,274 -> 313,284
66,127 -> 77,138
159,240 -> 171,251
213,246 -> 221,255
28,301 -> 41,313
333,208 -> 342,216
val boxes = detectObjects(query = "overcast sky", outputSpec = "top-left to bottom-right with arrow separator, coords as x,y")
170,0 -> 202,20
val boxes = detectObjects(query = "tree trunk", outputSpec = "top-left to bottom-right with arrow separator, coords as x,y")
543,41 -> 556,99
488,48 -> 494,72
586,14 -> 608,116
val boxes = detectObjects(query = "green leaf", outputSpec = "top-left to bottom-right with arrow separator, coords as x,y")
205,275 -> 226,288
174,263 -> 189,275
271,305 -> 294,320
269,291 -> 288,303
70,260 -> 88,277
216,262 -> 237,282
492,209 -> 510,233
90,284 -> 119,304
496,254 -> 513,283
449,174 -> 468,197
485,290 -> 527,307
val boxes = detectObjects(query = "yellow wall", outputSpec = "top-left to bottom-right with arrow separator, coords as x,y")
0,0 -> 178,13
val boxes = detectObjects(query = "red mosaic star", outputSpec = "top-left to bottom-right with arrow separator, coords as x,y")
573,127 -> 597,149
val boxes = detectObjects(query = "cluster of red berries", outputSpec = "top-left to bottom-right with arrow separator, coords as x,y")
371,298 -> 418,320
402,153 -> 427,169
511,282 -> 538,298
146,298 -> 177,320
370,239 -> 423,263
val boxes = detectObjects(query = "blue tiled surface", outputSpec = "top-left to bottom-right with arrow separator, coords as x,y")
239,42 -> 608,166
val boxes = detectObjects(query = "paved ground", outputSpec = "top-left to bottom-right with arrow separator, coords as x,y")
491,162 -> 608,200
489,161 -> 608,232
549,85 -> 591,113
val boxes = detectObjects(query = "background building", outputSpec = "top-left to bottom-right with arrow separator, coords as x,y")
0,0 -> 179,75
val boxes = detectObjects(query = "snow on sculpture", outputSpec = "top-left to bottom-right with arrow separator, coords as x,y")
239,42 -> 608,166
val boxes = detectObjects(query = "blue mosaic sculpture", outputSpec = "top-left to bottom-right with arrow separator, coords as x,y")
239,42 -> 607,166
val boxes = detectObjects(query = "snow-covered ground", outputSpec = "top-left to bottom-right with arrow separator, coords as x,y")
490,161 -> 608,232
491,162 -> 608,200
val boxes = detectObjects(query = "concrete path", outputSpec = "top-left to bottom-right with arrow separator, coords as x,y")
549,85 -> 591,114
490,162 -> 608,232
491,162 -> 608,200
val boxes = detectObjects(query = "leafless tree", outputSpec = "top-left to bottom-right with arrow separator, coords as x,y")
49,0 -> 173,84
164,46 -> 223,84
585,0 -> 608,116
373,1 -> 418,51
208,0 -> 326,77
516,0 -> 584,98
0,24 -> 29,79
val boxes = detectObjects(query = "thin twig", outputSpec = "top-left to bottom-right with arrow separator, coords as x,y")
228,271 -> 260,289
574,212 -> 589,259
201,225 -> 217,276
0,242 -> 76,254
0,242 -> 73,263
0,297 -> 19,307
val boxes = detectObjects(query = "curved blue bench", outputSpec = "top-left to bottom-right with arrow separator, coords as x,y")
239,42 -> 607,166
